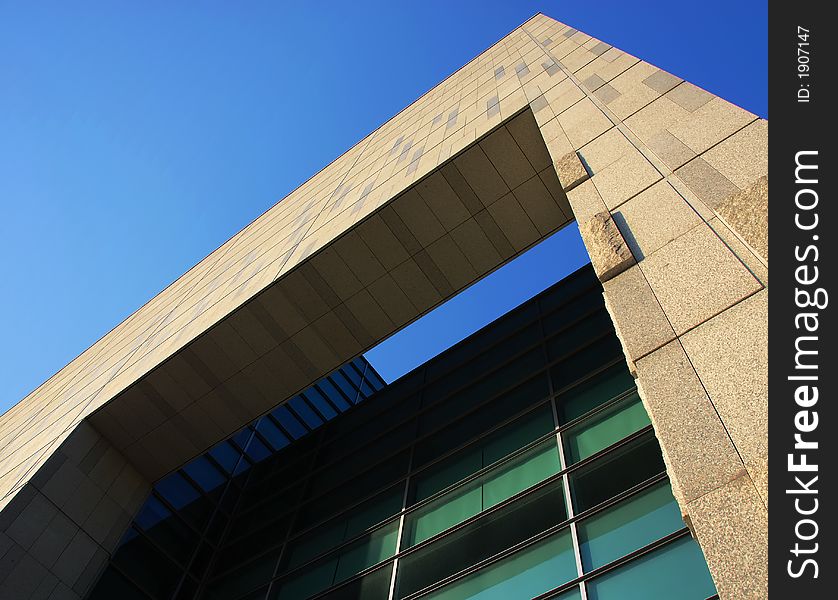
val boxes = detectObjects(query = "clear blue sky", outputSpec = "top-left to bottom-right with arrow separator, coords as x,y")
0,1 -> 767,412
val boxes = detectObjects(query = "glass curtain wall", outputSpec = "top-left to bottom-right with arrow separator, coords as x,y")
88,265 -> 716,600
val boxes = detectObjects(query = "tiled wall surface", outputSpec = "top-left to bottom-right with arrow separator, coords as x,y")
0,13 -> 767,600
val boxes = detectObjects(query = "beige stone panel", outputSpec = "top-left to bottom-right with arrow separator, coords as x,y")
687,474 -> 768,600
566,179 -> 607,225
556,97 -> 613,148
635,340 -> 745,505
513,174 -> 569,235
624,95 -> 692,147
612,180 -> 701,259
574,51 -> 639,90
591,148 -> 662,210
640,225 -> 761,335
601,265 -> 674,360
604,62 -> 675,119
354,213 -> 411,270
681,290 -> 768,505
702,119 -> 768,189
667,96 -> 756,155
543,78 -> 585,116
646,129 -> 697,171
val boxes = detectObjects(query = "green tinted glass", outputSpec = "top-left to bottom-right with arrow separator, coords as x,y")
564,392 -> 650,464
421,529 -> 577,600
578,481 -> 683,571
405,440 -> 561,546
586,536 -> 716,600
557,363 -> 635,424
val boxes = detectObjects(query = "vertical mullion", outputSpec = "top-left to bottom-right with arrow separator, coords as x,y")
541,295 -> 589,600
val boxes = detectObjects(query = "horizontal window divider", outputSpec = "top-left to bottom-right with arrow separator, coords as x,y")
530,528 -> 692,600
555,385 -> 639,434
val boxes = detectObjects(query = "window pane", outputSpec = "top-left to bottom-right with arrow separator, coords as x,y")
570,431 -> 665,513
396,480 -> 566,597
586,536 -> 716,600
315,564 -> 393,600
556,363 -> 635,424
564,392 -> 650,464
578,480 -> 683,571
412,402 -> 553,504
420,529 -> 577,600
405,440 -> 561,546
276,521 -> 399,599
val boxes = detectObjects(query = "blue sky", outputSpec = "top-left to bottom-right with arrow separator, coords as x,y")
0,1 -> 767,412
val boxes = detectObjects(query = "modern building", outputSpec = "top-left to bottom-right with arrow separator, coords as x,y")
0,12 -> 767,600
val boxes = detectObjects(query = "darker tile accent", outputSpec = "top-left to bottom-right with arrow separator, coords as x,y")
397,140 -> 413,163
380,206 -> 422,254
542,38 -> 553,46
666,82 -> 713,112
494,65 -> 505,80
281,339 -> 320,381
642,69 -> 682,95
530,95 -> 549,113
594,84 -> 621,105
590,41 -> 611,56
675,157 -> 739,209
545,63 -> 561,76
414,250 -> 454,297
390,135 -> 404,154
407,146 -> 424,175
582,74 -> 606,91
515,62 -> 530,77
440,163 -> 484,216
359,181 -> 374,202
486,95 -> 500,118
446,107 -> 459,129
333,303 -> 374,348
474,209 -> 515,257
432,113 -> 443,127
563,27 -> 578,38
299,263 -> 342,309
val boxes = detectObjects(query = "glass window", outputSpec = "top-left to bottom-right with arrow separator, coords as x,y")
396,480 -> 567,597
417,529 -> 577,600
303,389 -> 338,419
577,480 -> 683,571
274,521 -> 399,599
285,486 -> 403,570
546,310 -> 614,361
133,496 -> 197,565
541,289 -> 603,337
586,536 -> 716,599
296,564 -> 393,600
290,396 -> 324,429
209,441 -> 242,474
412,402 -> 554,502
182,456 -> 227,494
256,417 -> 290,452
556,363 -> 635,424
273,406 -> 308,439
405,440 -> 561,546
550,335 -> 623,393
563,392 -> 650,464
570,432 -> 666,514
